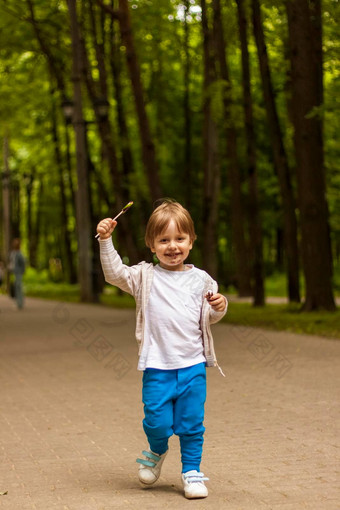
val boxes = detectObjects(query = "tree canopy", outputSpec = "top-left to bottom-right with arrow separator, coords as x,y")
0,0 -> 338,309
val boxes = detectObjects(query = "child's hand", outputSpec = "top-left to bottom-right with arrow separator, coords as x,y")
96,218 -> 117,239
206,292 -> 226,312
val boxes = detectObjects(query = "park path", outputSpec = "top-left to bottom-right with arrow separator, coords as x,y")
0,295 -> 339,510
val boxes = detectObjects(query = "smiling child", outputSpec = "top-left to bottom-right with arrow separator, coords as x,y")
96,199 -> 227,499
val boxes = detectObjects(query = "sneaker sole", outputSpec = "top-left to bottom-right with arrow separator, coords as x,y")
184,492 -> 208,499
138,476 -> 159,486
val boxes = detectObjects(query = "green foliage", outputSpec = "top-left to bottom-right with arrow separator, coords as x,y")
22,271 -> 339,338
24,267 -> 80,301
0,0 -> 339,301
223,302 -> 340,339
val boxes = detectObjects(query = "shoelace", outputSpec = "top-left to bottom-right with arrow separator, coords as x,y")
136,450 -> 160,468
183,472 -> 209,484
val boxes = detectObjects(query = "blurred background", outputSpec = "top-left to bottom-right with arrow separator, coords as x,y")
0,0 -> 338,312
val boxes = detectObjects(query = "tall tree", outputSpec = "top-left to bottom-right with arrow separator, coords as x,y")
2,134 -> 11,292
26,0 -> 66,93
67,0 -> 94,302
235,0 -> 265,304
200,0 -> 220,279
51,91 -> 77,283
118,0 -> 162,202
26,0 -> 78,280
26,171 -> 36,267
183,0 -> 193,209
251,0 -> 300,303
108,4 -> 150,259
99,0 -> 162,202
108,3 -> 135,198
213,0 -> 254,298
286,0 -> 335,310
79,4 -> 140,264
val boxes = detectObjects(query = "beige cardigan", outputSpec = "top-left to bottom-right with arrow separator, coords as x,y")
99,238 -> 228,375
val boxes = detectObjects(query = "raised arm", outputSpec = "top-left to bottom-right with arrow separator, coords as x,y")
97,218 -> 142,296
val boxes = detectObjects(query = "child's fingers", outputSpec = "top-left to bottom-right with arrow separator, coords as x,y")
96,218 -> 117,237
97,219 -> 110,233
207,293 -> 220,303
208,294 -> 226,311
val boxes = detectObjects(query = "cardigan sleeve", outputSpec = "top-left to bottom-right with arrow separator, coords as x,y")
98,237 -> 143,297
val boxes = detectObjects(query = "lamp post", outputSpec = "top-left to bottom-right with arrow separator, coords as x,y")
62,95 -> 110,302
61,98 -> 74,125
1,169 -> 11,259
61,103 -> 110,302
63,97 -> 109,123
61,83 -> 94,302
94,97 -> 110,122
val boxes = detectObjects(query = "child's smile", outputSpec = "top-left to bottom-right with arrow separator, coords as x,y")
151,219 -> 193,271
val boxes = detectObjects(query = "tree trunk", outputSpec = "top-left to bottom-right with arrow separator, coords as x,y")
251,0 -> 300,303
235,0 -> 264,304
26,0 -> 66,93
26,171 -> 42,270
79,12 -> 140,264
88,0 -> 108,98
34,179 -> 43,269
51,92 -> 77,283
67,0 -> 94,302
11,179 -> 20,239
109,6 -> 134,195
28,0 -> 81,284
2,135 -> 11,293
64,121 -> 77,240
286,0 -> 335,310
26,172 -> 35,267
117,0 -> 161,202
201,0 -> 220,280
213,0 -> 253,298
109,5 -> 149,260
183,0 -> 193,209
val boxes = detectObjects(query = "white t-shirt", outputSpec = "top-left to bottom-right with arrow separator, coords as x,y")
137,264 -> 207,371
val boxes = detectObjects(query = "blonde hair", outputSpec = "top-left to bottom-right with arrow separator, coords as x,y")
145,199 -> 197,249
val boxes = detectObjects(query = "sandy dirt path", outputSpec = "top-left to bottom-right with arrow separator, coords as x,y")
0,295 -> 339,509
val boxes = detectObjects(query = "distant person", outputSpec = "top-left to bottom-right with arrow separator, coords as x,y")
96,199 -> 228,499
8,238 -> 25,309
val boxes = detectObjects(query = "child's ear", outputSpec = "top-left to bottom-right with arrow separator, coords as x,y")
150,246 -> 156,253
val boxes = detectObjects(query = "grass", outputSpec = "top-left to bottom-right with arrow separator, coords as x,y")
21,268 -> 340,339
226,268 -> 340,298
22,268 -> 81,302
223,302 -> 340,339
100,289 -> 135,309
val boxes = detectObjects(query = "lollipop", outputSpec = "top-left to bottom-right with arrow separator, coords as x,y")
95,201 -> 133,239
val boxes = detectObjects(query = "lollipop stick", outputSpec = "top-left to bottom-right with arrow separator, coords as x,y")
95,201 -> 133,239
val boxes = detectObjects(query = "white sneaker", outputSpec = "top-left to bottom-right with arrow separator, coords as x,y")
182,470 -> 209,499
136,449 -> 168,485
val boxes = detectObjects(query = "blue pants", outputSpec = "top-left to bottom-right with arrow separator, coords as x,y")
142,362 -> 206,473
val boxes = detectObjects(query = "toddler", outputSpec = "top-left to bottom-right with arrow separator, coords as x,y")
97,200 -> 227,499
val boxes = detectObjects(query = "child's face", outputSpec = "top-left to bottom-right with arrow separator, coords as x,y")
151,219 -> 193,271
